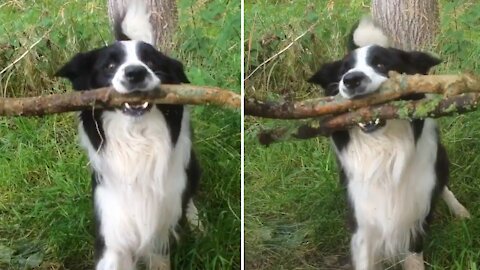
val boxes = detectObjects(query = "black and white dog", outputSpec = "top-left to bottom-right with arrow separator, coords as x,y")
308,18 -> 470,270
56,2 -> 200,269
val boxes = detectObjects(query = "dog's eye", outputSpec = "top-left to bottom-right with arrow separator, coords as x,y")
376,63 -> 385,69
105,62 -> 116,70
146,61 -> 154,68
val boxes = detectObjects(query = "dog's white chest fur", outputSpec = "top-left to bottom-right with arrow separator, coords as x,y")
80,107 -> 191,257
337,119 -> 438,257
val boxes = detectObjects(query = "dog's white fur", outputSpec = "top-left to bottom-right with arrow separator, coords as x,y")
339,119 -> 437,269
81,106 -> 192,269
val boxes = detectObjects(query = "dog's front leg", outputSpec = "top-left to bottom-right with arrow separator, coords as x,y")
403,252 -> 425,270
144,233 -> 171,270
351,230 -> 378,270
186,199 -> 204,232
442,187 -> 471,219
96,249 -> 135,270
146,253 -> 171,270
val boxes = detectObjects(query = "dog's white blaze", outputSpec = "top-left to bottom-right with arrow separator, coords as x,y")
111,41 -> 161,94
80,107 -> 191,269
339,46 -> 388,99
336,119 -> 438,267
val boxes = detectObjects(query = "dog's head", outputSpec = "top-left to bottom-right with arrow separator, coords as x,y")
308,45 -> 440,132
55,41 -> 189,116
308,45 -> 441,99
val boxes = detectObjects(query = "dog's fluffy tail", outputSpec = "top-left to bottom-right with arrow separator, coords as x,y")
114,0 -> 154,45
347,16 -> 389,50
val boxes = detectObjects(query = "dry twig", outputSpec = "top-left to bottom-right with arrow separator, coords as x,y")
0,84 -> 240,116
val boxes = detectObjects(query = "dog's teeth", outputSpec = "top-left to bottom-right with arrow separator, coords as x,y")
375,118 -> 380,125
141,102 -> 149,109
125,103 -> 131,109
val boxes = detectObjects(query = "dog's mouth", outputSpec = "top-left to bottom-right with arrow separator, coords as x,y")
357,118 -> 386,133
121,102 -> 153,116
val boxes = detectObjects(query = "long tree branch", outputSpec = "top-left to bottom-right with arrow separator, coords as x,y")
246,72 -> 480,119
0,84 -> 240,116
257,93 -> 480,145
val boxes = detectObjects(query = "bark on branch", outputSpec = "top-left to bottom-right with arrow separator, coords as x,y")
257,93 -> 480,145
245,72 -> 480,119
0,84 -> 240,116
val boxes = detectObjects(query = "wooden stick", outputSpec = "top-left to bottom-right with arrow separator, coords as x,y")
245,72 -> 480,119
257,93 -> 480,145
0,84 -> 240,116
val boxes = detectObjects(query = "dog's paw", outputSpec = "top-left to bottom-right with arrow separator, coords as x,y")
186,200 -> 206,234
452,204 -> 471,219
404,252 -> 425,270
442,187 -> 471,219
188,217 -> 205,234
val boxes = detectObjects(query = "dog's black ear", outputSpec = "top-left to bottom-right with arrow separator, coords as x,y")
307,60 -> 343,96
396,50 -> 441,75
55,50 -> 99,89
149,49 -> 190,84
407,51 -> 441,74
167,57 -> 190,84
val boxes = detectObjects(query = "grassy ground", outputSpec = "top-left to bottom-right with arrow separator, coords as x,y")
0,0 -> 240,269
245,0 -> 480,269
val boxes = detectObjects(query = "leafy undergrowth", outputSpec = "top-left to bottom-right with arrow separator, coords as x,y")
0,0 -> 240,269
245,0 -> 480,269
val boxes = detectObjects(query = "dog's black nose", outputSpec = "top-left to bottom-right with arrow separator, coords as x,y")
343,71 -> 366,89
125,65 -> 148,84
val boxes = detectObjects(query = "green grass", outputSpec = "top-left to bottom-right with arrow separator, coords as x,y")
0,0 -> 240,269
245,0 -> 480,269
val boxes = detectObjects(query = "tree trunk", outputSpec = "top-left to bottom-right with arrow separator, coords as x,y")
371,0 -> 439,50
107,0 -> 178,52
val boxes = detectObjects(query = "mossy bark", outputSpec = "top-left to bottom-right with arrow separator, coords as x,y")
257,93 -> 480,145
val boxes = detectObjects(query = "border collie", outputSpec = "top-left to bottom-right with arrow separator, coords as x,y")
55,2 -> 200,269
308,17 -> 470,270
